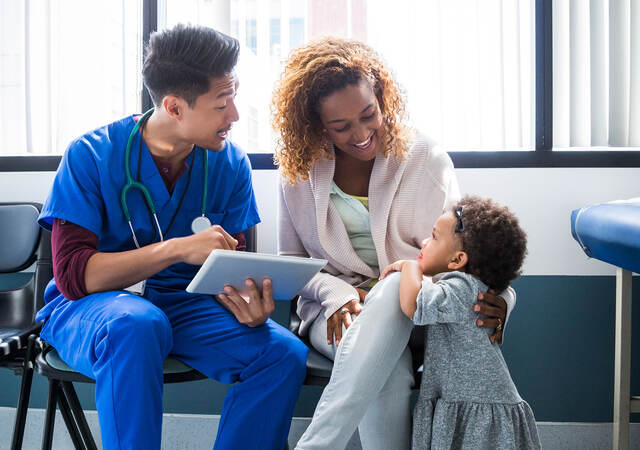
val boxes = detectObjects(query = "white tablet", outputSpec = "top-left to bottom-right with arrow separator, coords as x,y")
186,250 -> 327,300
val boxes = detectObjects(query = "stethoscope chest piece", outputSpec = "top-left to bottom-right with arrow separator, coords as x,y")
191,215 -> 212,234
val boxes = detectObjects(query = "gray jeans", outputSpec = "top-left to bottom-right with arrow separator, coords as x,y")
295,275 -> 415,450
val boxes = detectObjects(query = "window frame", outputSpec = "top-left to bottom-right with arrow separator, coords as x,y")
1,0 -> 639,172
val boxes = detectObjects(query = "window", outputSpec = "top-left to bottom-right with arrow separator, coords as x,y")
552,0 -> 640,150
162,0 -> 534,153
2,0 -> 638,162
0,0 -> 142,156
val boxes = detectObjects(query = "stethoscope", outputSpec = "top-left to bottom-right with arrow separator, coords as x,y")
120,108 -> 212,248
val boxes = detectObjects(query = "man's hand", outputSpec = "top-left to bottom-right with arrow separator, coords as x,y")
474,289 -> 507,344
217,278 -> 275,327
176,225 -> 238,265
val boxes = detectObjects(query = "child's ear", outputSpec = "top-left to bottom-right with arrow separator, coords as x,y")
447,251 -> 468,270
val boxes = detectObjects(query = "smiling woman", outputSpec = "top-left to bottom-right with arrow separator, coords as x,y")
272,37 -> 517,450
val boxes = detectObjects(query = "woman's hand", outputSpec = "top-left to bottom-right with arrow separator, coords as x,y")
473,289 -> 507,344
327,289 -> 366,345
379,260 -> 408,280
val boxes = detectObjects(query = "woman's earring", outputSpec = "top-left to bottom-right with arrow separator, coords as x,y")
322,136 -> 333,153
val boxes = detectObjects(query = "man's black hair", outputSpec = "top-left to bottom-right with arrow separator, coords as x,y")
142,24 -> 239,107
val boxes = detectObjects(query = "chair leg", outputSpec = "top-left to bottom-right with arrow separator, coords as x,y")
61,381 -> 98,450
10,334 -> 37,450
41,379 -> 58,450
56,382 -> 85,450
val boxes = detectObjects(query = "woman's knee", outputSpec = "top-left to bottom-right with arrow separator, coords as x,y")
362,274 -> 412,327
364,273 -> 403,309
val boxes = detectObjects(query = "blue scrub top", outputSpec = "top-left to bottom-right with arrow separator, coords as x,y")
39,115 -> 260,293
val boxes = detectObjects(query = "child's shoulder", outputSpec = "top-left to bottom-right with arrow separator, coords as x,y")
433,271 -> 488,297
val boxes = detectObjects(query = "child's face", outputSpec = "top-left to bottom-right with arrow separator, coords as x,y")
417,211 -> 465,276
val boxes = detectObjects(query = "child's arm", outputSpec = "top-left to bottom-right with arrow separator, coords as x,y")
399,261 -> 422,319
379,260 -> 422,319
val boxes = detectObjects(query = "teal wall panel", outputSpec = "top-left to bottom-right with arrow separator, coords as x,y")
2,275 -> 639,421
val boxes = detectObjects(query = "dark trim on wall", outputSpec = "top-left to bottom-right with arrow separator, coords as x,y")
247,153 -> 277,170
0,156 -> 61,172
2,151 -> 640,173
0,155 -> 278,172
450,151 -> 640,168
535,0 -> 553,151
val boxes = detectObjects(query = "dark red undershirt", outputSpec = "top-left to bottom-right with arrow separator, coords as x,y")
52,152 -> 245,300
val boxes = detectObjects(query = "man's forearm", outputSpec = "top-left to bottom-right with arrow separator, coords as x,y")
84,239 -> 183,294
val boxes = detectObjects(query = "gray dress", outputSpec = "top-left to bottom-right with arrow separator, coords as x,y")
410,271 -> 541,450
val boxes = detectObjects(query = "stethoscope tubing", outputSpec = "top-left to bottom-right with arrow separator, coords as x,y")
120,108 -> 209,248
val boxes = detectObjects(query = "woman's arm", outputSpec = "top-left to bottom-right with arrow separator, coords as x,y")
474,286 -> 516,344
277,182 -> 362,343
277,182 -> 359,314
277,180 -> 309,259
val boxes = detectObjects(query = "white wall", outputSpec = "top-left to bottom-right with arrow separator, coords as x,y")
2,167 -> 638,276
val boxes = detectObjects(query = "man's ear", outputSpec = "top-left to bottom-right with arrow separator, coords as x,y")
447,251 -> 468,270
162,95 -> 184,120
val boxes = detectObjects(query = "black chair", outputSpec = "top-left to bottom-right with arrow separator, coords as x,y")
35,226 -> 257,450
288,296 -> 426,387
0,202 -> 52,450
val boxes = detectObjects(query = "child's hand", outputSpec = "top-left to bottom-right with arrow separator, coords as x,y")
379,260 -> 407,280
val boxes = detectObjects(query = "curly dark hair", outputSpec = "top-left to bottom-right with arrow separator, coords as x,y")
453,196 -> 527,291
271,37 -> 411,184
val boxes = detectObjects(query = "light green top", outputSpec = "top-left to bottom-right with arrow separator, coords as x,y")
330,182 -> 379,270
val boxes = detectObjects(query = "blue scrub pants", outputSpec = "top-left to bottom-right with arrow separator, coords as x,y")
39,284 -> 308,450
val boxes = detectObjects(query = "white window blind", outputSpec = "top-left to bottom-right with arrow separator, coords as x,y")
162,0 -> 534,152
553,0 -> 640,149
0,0 -> 142,156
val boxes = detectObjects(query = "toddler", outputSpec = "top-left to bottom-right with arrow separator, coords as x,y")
380,195 -> 541,450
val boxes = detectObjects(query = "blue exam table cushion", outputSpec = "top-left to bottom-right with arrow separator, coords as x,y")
571,198 -> 640,273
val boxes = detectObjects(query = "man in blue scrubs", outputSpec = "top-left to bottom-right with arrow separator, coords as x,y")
36,24 -> 308,450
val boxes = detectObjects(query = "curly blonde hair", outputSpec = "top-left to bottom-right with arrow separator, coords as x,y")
272,37 -> 411,184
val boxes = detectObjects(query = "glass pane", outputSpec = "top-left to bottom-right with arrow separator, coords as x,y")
162,0 -> 533,152
552,0 -> 640,150
0,1 -> 27,155
0,0 -> 142,155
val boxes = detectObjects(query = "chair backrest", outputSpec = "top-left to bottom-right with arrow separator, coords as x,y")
244,225 -> 257,253
0,203 -> 52,330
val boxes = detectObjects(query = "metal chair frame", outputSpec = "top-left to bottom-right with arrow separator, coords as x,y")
0,202 -> 52,450
35,343 -> 207,450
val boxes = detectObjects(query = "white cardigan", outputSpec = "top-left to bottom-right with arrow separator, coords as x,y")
277,133 -> 515,335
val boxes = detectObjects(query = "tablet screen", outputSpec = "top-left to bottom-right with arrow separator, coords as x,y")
186,250 -> 327,300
